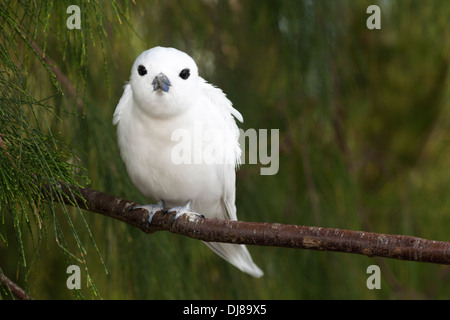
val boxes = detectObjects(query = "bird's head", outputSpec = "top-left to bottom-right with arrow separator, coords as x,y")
129,46 -> 200,118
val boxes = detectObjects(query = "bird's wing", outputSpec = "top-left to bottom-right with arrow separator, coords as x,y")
200,79 -> 242,222
200,78 -> 243,124
113,83 -> 132,125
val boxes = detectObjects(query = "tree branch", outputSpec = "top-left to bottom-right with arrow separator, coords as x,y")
0,14 -> 84,113
0,273 -> 34,300
46,185 -> 450,265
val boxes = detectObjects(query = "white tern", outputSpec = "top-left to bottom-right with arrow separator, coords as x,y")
113,46 -> 263,278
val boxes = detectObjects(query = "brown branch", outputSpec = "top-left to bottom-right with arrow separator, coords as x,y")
30,41 -> 84,113
0,14 -> 84,113
45,185 -> 450,265
0,272 -> 34,300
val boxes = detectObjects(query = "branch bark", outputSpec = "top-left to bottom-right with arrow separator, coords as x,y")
46,185 -> 450,265
0,273 -> 34,300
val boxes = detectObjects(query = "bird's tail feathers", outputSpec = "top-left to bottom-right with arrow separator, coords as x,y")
204,242 -> 264,278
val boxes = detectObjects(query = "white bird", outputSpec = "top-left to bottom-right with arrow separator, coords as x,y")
113,46 -> 263,278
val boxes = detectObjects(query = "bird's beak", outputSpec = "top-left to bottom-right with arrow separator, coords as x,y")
152,73 -> 171,92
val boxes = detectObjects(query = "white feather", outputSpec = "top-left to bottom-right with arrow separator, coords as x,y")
113,46 -> 263,278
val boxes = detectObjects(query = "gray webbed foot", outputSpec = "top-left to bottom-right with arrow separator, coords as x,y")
132,200 -> 165,224
169,201 -> 205,221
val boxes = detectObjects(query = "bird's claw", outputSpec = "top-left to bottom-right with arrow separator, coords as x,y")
170,201 -> 205,221
131,200 -> 165,224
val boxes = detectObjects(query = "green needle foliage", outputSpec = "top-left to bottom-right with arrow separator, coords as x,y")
1,0 -> 449,299
0,0 -> 135,299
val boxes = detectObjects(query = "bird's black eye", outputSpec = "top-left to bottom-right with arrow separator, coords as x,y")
137,65 -> 147,76
179,68 -> 190,80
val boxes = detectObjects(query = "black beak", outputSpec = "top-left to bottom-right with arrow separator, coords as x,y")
152,73 -> 171,92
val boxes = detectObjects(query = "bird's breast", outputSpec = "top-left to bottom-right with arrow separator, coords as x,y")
117,107 -> 227,204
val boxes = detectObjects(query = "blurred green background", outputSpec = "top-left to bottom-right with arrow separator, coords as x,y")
1,0 -> 449,299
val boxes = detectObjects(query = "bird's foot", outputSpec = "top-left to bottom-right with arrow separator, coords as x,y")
132,200 -> 166,224
169,201 -> 205,221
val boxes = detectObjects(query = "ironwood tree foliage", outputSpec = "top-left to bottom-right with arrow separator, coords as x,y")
0,0 -> 449,299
